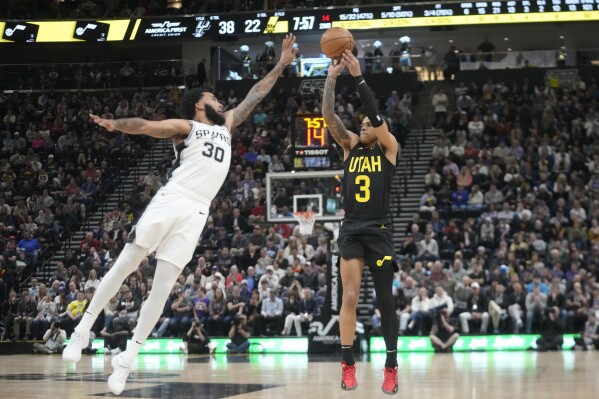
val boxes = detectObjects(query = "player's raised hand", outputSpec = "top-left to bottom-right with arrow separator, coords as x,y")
279,34 -> 299,66
328,58 -> 346,77
89,114 -> 117,132
341,49 -> 362,77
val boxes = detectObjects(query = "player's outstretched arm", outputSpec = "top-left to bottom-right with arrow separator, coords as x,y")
341,49 -> 398,158
225,34 -> 298,131
322,61 -> 358,157
89,114 -> 191,139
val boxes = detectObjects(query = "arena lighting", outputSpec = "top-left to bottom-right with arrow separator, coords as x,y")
166,0 -> 183,9
373,40 -> 382,48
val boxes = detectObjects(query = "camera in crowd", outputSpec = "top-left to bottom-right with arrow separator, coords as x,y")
51,317 -> 61,329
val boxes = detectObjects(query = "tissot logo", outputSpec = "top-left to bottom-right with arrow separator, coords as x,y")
144,20 -> 188,37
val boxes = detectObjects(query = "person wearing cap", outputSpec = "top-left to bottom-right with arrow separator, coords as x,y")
113,286 -> 141,331
249,225 -> 266,248
169,288 -> 192,337
101,318 -> 130,356
459,282 -> 489,334
258,265 -> 279,290
13,290 -> 36,340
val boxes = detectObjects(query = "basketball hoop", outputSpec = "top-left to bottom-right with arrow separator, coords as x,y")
293,211 -> 316,236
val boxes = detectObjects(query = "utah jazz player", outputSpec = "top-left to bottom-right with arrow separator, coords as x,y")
322,49 -> 399,395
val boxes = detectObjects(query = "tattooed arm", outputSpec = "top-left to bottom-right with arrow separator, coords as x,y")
322,62 -> 359,158
225,34 -> 298,132
89,114 -> 191,139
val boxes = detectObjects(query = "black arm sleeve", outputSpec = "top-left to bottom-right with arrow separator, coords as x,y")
355,75 -> 384,127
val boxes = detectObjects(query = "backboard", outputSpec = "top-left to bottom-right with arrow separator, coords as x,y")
266,170 -> 345,223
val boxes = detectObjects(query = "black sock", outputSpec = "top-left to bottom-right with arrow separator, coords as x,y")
385,350 -> 397,369
342,345 -> 355,366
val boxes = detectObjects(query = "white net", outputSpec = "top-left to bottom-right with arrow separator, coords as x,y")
293,212 -> 316,236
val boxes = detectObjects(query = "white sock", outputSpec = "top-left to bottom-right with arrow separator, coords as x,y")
123,259 -> 182,365
75,244 -> 147,334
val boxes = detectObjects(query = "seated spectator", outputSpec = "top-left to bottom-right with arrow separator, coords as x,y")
536,307 -> 565,351
206,287 -> 227,336
13,290 -> 36,340
407,288 -> 431,336
459,282 -> 489,334
525,285 -> 548,333
419,187 -> 437,212
32,293 -> 56,340
100,318 -> 130,355
417,233 -> 439,261
223,285 -> 246,327
169,288 -> 192,337
451,185 -> 469,209
283,287 -> 316,337
574,313 -> 599,351
488,283 -> 511,333
182,319 -> 212,355
60,290 -> 86,336
226,315 -> 251,354
32,319 -> 66,354
254,288 -> 283,336
429,308 -> 459,353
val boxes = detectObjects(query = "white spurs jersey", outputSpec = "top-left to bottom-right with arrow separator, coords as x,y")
167,120 -> 231,201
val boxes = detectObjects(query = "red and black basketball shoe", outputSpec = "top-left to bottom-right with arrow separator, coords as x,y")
340,361 -> 358,391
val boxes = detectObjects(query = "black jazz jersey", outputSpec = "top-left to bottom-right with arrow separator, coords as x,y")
342,143 -> 395,220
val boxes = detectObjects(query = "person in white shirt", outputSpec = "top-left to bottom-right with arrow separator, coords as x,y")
431,89 -> 448,128
430,286 -> 454,316
418,233 -> 439,261
407,288 -> 431,335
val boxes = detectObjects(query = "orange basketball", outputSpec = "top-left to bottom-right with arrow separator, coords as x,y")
320,27 -> 355,59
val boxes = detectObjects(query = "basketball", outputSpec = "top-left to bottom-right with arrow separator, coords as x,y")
320,27 -> 355,59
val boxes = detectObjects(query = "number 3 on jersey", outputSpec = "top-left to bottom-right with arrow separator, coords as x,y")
355,175 -> 370,202
202,142 -> 224,162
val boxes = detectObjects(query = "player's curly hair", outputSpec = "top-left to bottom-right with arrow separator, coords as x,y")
179,88 -> 205,120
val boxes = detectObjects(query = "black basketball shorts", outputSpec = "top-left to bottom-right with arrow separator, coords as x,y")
337,217 -> 398,272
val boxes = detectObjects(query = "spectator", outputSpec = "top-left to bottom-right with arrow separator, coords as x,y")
13,290 -> 36,340
169,288 -> 191,337
574,313 -> 599,351
407,287 -> 431,335
223,285 -> 246,327
254,288 -> 283,336
431,89 -> 448,127
536,307 -> 565,351
32,319 -> 66,354
226,315 -> 251,354
459,282 -> 489,334
283,287 -> 316,337
182,319 -> 212,355
525,285 -> 548,333
101,318 -> 129,355
417,233 -> 439,261
113,286 -> 140,331
429,309 -> 459,352
207,287 -> 226,336
32,293 -> 56,340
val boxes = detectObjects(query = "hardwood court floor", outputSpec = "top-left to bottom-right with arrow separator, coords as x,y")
0,351 -> 597,398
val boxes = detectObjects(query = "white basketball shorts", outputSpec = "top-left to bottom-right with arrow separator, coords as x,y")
128,183 -> 210,268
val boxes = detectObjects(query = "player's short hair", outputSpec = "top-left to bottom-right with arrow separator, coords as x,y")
179,88 -> 206,120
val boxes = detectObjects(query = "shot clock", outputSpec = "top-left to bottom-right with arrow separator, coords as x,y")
293,115 -> 332,170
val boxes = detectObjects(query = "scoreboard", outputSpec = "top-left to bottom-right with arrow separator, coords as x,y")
2,1 -> 599,43
293,115 -> 332,170
133,1 -> 599,39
